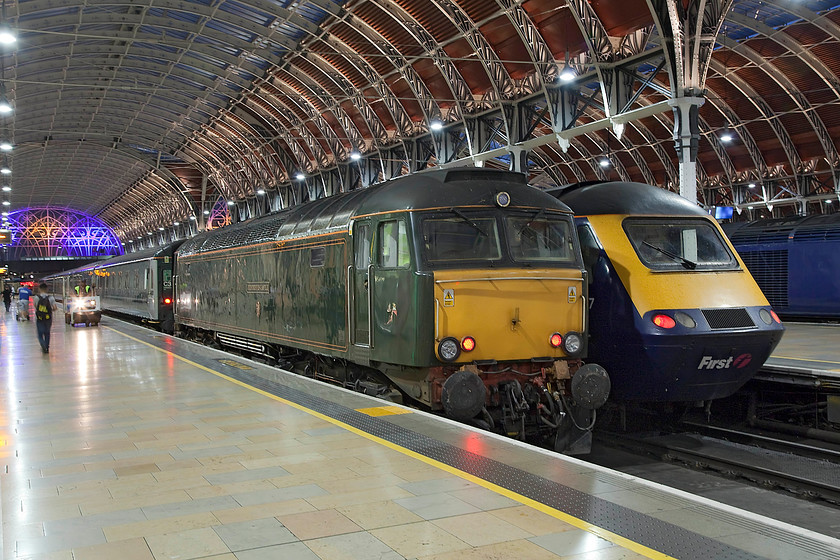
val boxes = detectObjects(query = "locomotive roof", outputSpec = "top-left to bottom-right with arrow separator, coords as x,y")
179,168 -> 574,256
546,181 -> 708,217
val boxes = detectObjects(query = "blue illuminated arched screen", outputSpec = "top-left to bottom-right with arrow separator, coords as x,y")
0,207 -> 124,258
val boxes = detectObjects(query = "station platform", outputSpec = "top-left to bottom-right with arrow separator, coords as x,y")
763,322 -> 840,381
2,313 -> 840,560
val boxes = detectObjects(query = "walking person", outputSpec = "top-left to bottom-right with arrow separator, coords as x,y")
17,283 -> 32,321
34,283 -> 57,354
2,284 -> 11,313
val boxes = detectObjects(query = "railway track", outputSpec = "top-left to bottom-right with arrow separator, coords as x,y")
596,423 -> 840,504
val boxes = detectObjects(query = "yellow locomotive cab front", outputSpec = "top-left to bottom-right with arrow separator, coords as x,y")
433,268 -> 586,363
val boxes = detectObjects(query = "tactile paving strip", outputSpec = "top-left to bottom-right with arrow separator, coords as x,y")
135,328 -> 840,560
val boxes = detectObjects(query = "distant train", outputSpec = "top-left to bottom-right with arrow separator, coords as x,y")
45,242 -> 181,331
723,213 -> 840,319
548,181 -> 785,402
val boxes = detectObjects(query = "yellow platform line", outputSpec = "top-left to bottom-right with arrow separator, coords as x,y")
106,326 -> 675,560
771,354 -> 840,366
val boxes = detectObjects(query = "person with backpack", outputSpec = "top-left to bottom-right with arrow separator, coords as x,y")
34,283 -> 57,354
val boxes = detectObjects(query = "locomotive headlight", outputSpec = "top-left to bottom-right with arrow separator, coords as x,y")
438,337 -> 461,362
562,331 -> 583,357
460,336 -> 476,352
549,332 -> 563,348
674,311 -> 696,328
759,309 -> 773,325
86,299 -> 96,308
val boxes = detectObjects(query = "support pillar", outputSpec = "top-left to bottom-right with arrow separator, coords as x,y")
668,96 -> 704,203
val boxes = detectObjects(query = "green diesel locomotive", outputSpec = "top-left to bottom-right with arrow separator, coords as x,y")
174,168 -> 610,453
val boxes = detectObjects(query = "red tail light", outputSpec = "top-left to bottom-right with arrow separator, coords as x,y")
652,314 -> 676,329
461,336 -> 476,352
770,310 -> 781,324
549,333 -> 563,348
163,297 -> 172,305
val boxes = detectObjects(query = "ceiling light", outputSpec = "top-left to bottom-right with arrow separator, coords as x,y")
256,188 -> 266,195
0,142 -> 13,151
203,209 -> 210,215
720,127 -> 734,143
748,183 -> 756,188
189,215 -> 196,220
1,201 -> 9,206
226,200 -> 235,206
1,186 -> 9,192
0,27 -> 16,45
0,100 -> 11,114
0,166 -> 10,174
146,232 -> 152,235
827,200 -> 833,205
598,157 -> 611,168
173,221 -> 180,226
429,120 -> 443,131
295,172 -> 305,180
158,227 -> 165,231
1,211 -> 7,216
559,66 -> 576,82
747,206 -> 754,210
349,151 -> 361,161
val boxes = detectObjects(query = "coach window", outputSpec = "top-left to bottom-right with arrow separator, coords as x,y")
378,220 -> 410,268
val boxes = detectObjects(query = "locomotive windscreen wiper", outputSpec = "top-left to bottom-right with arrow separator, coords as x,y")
642,241 -> 697,270
449,208 -> 488,237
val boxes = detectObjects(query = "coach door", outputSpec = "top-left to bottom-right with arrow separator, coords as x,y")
352,221 -> 372,346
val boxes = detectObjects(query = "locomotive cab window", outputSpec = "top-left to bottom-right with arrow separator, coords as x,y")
378,220 -> 410,268
422,214 -> 502,264
624,218 -> 739,271
506,215 -> 576,264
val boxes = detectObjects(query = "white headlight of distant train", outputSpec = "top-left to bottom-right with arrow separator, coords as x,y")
437,337 -> 461,362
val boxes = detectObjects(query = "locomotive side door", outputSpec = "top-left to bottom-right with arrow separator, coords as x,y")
352,221 -> 372,346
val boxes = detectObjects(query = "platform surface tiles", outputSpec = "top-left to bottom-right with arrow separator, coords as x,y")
764,322 -> 840,377
1,312 -> 839,560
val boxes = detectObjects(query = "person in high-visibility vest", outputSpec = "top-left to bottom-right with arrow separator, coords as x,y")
74,279 -> 92,295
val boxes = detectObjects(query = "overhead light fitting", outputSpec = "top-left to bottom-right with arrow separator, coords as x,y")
748,182 -> 756,188
203,209 -> 210,215
559,50 -> 576,83
0,166 -> 10,174
0,142 -> 12,151
1,201 -> 9,206
720,127 -> 734,143
349,151 -> 361,161
559,66 -> 576,82
0,26 -> 16,45
256,188 -> 265,195
295,172 -> 305,181
173,221 -> 180,226
598,156 -> 611,168
189,215 -> 196,220
827,200 -> 833,205
429,120 -> 443,132
226,200 -> 235,206
1,185 -> 9,191
0,98 -> 11,114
